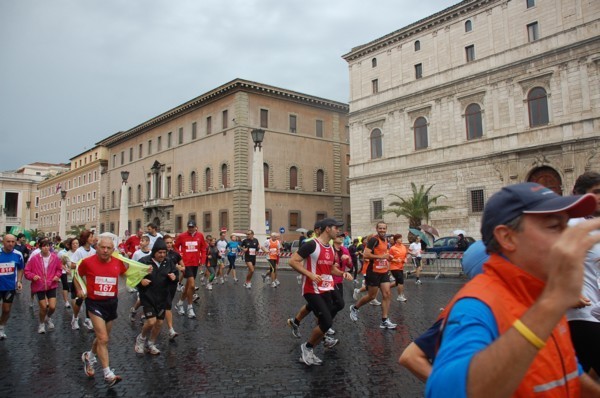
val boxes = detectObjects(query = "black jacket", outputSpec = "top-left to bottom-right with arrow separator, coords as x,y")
137,254 -> 178,308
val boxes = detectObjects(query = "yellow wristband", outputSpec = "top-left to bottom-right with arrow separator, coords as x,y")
513,319 -> 546,350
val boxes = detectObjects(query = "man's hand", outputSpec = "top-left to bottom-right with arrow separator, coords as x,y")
140,279 -> 151,287
168,273 -> 176,281
308,272 -> 322,283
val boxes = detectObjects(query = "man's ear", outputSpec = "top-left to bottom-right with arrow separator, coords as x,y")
493,225 -> 518,253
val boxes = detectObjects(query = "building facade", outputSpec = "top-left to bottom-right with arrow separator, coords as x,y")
37,148 -> 108,237
96,79 -> 350,241
343,0 -> 600,238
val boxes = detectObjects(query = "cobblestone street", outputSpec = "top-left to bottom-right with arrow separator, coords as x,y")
0,268 -> 465,397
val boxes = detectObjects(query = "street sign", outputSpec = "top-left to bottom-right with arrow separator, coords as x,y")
279,227 -> 285,234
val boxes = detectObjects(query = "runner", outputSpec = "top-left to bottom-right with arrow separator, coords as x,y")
206,237 -> 219,291
226,235 -> 240,282
240,230 -> 267,289
0,234 -> 24,340
71,230 -> 96,331
215,231 -> 228,284
389,234 -> 408,302
76,236 -> 127,387
408,236 -> 423,284
288,218 -> 353,366
134,238 -> 177,355
349,222 -> 397,329
24,238 -> 63,334
163,235 -> 184,339
125,229 -> 143,258
174,220 -> 207,319
145,223 -> 163,250
262,232 -> 282,288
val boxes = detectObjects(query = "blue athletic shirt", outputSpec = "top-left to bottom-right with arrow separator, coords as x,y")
227,241 -> 240,256
0,249 -> 25,291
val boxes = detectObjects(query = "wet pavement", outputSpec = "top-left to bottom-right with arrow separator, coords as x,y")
0,266 -> 465,397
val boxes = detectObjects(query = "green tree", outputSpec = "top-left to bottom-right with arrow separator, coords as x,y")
26,228 -> 45,240
383,183 -> 451,228
67,224 -> 87,238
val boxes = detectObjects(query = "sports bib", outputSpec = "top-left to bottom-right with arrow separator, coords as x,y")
94,276 -> 117,297
318,274 -> 334,291
374,259 -> 389,270
0,262 -> 15,275
249,248 -> 256,256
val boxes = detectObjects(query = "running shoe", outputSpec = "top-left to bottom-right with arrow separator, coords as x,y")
145,341 -> 160,355
104,371 -> 122,387
207,284 -> 213,291
193,293 -> 200,302
323,336 -> 339,349
187,307 -> 196,319
349,305 -> 359,322
84,318 -> 94,330
352,288 -> 361,301
300,343 -> 322,366
261,273 -> 267,283
38,323 -> 46,334
195,285 -> 201,291
287,318 -> 301,338
326,328 -> 335,336
296,275 -> 302,284
416,279 -> 422,285
0,329 -> 7,340
175,302 -> 184,316
234,278 -> 239,282
45,317 -> 55,331
168,329 -> 179,340
65,301 -> 71,309
129,307 -> 137,322
81,351 -> 96,377
176,283 -> 184,292
380,319 -> 398,329
369,299 -> 382,306
134,334 -> 146,354
275,279 -> 281,286
397,295 -> 407,302
220,277 -> 224,284
71,317 -> 80,330
271,281 -> 277,288
244,282 -> 252,289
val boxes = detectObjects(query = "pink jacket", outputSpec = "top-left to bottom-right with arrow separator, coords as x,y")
24,252 -> 63,293
333,245 -> 352,284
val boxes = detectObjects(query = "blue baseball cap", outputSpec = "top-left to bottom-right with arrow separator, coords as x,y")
481,182 -> 597,244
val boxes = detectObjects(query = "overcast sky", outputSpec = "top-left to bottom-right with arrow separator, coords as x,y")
0,0 -> 457,171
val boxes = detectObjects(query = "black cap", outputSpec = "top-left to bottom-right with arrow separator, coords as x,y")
151,238 -> 167,256
319,218 -> 344,229
187,220 -> 196,227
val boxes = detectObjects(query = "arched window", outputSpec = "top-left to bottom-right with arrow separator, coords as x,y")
414,40 -> 421,51
465,20 -> 472,32
190,171 -> 197,192
289,166 -> 298,190
263,163 -> 269,188
465,103 -> 483,140
205,168 -> 212,191
414,117 -> 428,150
527,87 -> 549,127
372,58 -> 377,67
316,169 -> 325,192
176,175 -> 183,195
370,128 -> 383,159
221,164 -> 228,188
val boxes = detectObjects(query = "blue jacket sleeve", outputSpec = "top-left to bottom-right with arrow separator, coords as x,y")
425,298 -> 499,398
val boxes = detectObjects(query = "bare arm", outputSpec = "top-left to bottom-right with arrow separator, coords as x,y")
289,252 -> 322,283
581,373 -> 600,397
399,342 -> 431,382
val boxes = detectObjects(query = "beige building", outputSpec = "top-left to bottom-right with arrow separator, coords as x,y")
38,148 -> 108,237
343,0 -> 600,238
1,162 -> 68,235
96,79 -> 350,241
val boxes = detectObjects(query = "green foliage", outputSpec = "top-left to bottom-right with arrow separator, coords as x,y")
67,224 -> 88,238
383,183 -> 451,228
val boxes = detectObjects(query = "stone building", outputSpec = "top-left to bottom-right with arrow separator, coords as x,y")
37,148 -> 108,237
343,0 -> 600,238
96,79 -> 350,241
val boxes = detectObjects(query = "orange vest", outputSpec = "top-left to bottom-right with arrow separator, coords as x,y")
442,254 -> 581,397
389,243 -> 407,271
366,236 -> 389,274
267,239 -> 280,260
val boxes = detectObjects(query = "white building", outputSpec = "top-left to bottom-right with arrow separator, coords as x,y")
343,0 -> 600,238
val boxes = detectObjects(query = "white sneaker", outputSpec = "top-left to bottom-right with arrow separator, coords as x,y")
168,329 -> 179,340
353,288 -> 361,301
349,305 -> 359,322
326,328 -> 335,336
323,335 -> 339,349
134,334 -> 146,354
244,282 -> 252,289
397,295 -> 407,302
300,343 -> 322,366
65,301 -> 71,309
38,323 -> 46,334
275,279 -> 281,286
0,329 -> 7,340
45,317 -> 55,331
187,307 -> 196,319
193,293 -> 200,302
271,281 -> 277,288
220,277 -> 224,284
176,283 -> 184,292
234,278 -> 239,282
416,279 -> 422,285
296,275 -> 302,284
145,341 -> 160,355
175,302 -> 185,316
369,299 -> 382,306
207,283 -> 213,291
71,317 -> 80,330
380,319 -> 398,329
84,318 -> 94,330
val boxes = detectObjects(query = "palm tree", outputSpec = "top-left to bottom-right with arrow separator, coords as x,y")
383,183 -> 451,228
67,224 -> 87,238
26,228 -> 45,240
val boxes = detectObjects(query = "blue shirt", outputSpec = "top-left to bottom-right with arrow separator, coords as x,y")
227,241 -> 240,255
0,249 -> 25,291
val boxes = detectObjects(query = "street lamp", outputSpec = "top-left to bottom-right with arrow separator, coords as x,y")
249,129 -> 267,244
25,201 -> 31,231
118,171 -> 130,242
59,190 -> 67,238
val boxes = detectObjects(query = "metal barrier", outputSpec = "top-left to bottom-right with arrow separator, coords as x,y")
419,252 -> 464,278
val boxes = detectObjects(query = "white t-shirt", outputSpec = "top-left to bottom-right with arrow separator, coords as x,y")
71,246 -> 96,264
409,242 -> 422,257
146,233 -> 163,250
132,249 -> 151,262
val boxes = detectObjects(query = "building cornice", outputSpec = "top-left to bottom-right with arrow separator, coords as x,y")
342,0 -> 499,62
96,78 -> 349,148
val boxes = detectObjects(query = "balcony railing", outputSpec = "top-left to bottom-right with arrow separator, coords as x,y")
142,198 -> 172,208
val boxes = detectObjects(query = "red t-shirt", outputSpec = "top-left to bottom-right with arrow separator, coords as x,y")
175,231 -> 207,266
78,255 -> 126,300
125,235 -> 141,257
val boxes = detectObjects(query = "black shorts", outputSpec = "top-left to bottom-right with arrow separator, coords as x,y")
60,273 -> 69,290
68,282 -> 78,299
184,266 -> 199,279
390,270 -> 405,285
245,256 -> 256,266
0,290 -> 16,303
166,283 -> 177,309
268,259 -> 278,272
365,270 -> 390,287
35,288 -> 57,301
141,301 -> 167,320
303,292 -> 334,334
85,297 -> 119,322
569,320 -> 600,374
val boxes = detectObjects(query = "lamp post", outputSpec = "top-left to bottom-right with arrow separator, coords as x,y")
59,190 -> 67,238
118,171 -> 130,242
26,201 -> 31,230
249,129 -> 267,244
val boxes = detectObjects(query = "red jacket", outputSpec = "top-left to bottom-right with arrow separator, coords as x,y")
174,231 -> 207,266
442,254 -> 581,397
125,235 -> 141,257
24,252 -> 63,293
